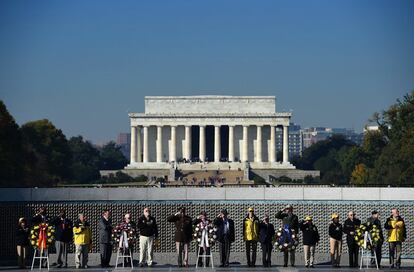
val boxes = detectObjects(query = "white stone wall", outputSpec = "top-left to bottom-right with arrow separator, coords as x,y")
145,96 -> 276,115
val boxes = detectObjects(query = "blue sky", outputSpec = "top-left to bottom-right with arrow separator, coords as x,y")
1,0 -> 413,143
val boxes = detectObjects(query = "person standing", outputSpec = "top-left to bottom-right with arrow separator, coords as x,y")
99,209 -> 113,268
51,209 -> 73,268
73,213 -> 92,269
193,211 -> 212,267
259,214 -> 275,267
275,204 -> 299,267
214,209 -> 235,267
343,211 -> 361,267
137,208 -> 158,267
243,207 -> 259,267
168,207 -> 193,267
384,208 -> 406,269
329,213 -> 343,267
367,210 -> 383,267
117,213 -> 137,267
300,216 -> 320,268
16,218 -> 29,269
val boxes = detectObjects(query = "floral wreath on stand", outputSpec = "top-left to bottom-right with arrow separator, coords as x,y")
274,224 -> 299,252
112,222 -> 137,248
193,222 -> 218,246
30,223 -> 55,250
354,222 -> 381,249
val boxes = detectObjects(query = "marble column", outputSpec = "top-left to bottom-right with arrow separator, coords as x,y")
243,125 -> 249,162
143,126 -> 149,163
269,125 -> 276,163
199,126 -> 206,162
256,125 -> 262,162
130,126 -> 137,163
228,125 -> 234,162
214,125 -> 221,162
137,126 -> 142,162
156,126 -> 163,163
170,126 -> 177,162
185,126 -> 191,160
283,125 -> 289,163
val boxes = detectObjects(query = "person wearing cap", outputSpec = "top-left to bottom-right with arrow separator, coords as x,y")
300,216 -> 320,268
384,208 -> 406,269
214,209 -> 235,267
344,210 -> 361,267
16,217 -> 30,269
275,204 -> 299,267
243,207 -> 259,267
259,214 -> 275,267
50,209 -> 73,268
329,213 -> 343,267
138,208 -> 158,267
73,213 -> 92,269
367,210 -> 383,267
168,206 -> 193,267
193,211 -> 212,267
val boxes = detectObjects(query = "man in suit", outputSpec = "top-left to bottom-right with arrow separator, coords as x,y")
214,209 -> 235,267
259,214 -> 275,267
99,209 -> 113,268
167,207 -> 193,267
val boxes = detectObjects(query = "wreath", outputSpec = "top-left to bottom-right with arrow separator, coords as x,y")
354,223 -> 381,249
30,223 -> 55,249
112,222 -> 137,247
274,224 -> 299,252
193,222 -> 218,246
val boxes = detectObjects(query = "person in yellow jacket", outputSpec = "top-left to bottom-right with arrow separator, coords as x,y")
242,207 -> 259,267
384,208 -> 406,269
73,214 -> 92,269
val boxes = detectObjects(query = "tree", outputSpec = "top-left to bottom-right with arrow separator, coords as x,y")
0,101 -> 25,186
99,141 -> 128,170
68,136 -> 101,183
350,163 -> 369,186
20,119 -> 72,186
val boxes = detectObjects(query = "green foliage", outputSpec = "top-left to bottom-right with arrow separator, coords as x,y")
0,101 -> 26,186
99,141 -> 128,170
68,136 -> 101,183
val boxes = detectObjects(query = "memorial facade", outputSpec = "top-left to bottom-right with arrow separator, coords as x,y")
126,96 -> 295,171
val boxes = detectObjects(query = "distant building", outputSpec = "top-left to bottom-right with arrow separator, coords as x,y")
117,133 -> 131,159
276,123 -> 303,158
302,127 -> 363,150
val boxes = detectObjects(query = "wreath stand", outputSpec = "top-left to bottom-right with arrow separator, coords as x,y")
31,248 -> 49,270
195,246 -> 214,269
115,231 -> 133,269
359,231 -> 379,270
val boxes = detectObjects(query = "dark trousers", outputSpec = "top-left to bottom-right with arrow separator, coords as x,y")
389,242 -> 402,267
245,240 -> 257,266
197,246 -> 210,267
100,243 -> 112,266
284,249 -> 295,266
55,241 -> 68,266
219,237 -> 231,266
371,242 -> 382,266
348,242 -> 359,267
261,242 -> 272,267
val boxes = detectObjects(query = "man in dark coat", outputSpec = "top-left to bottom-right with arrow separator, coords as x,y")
343,210 -> 361,267
99,209 -> 113,268
259,214 -> 275,267
214,209 -> 235,267
276,204 -> 299,267
167,207 -> 193,267
137,208 -> 158,267
300,216 -> 320,268
367,210 -> 383,267
50,209 -> 73,268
